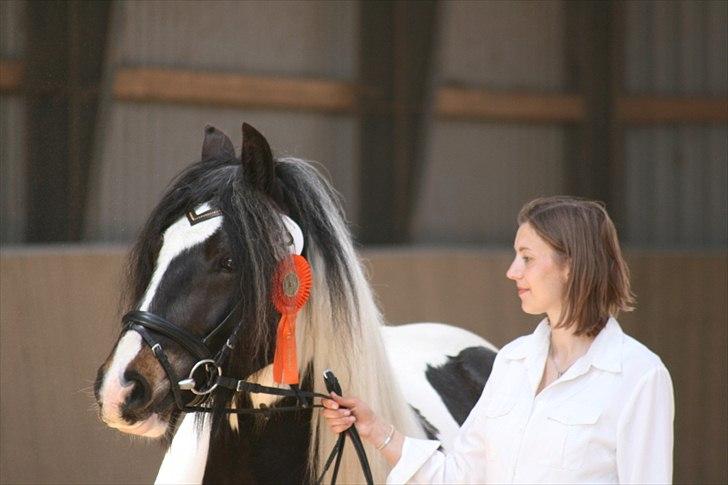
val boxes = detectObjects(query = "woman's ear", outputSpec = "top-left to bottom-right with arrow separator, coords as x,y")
561,257 -> 571,283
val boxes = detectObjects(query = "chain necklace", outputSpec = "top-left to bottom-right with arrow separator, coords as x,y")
548,350 -> 574,378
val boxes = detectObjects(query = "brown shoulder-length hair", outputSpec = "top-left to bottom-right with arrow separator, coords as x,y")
518,196 -> 635,337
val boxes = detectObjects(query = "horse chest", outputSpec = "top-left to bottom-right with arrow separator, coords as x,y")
203,409 -> 313,485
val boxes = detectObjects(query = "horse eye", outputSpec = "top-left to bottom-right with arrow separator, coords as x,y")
220,257 -> 235,272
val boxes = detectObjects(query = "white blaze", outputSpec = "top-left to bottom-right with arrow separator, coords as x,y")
139,203 -> 223,311
99,203 -> 222,433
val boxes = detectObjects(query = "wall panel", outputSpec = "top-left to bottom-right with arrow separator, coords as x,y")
623,1 -> 727,248
85,105 -> 357,241
413,1 -> 567,245
84,1 -> 360,242
117,0 -> 357,79
439,0 -> 565,90
412,121 -> 566,245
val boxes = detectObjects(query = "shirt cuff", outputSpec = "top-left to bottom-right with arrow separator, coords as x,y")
386,437 -> 441,484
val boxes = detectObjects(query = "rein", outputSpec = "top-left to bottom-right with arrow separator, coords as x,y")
122,309 -> 373,485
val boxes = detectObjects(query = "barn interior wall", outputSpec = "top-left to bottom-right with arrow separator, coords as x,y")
411,1 -> 568,245
1,248 -> 726,484
84,1 -> 360,242
1,0 -> 726,247
622,1 -> 728,247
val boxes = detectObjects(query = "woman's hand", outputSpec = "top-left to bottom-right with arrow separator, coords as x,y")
322,393 -> 405,466
321,393 -> 378,440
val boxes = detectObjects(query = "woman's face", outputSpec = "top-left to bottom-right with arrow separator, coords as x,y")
506,223 -> 569,322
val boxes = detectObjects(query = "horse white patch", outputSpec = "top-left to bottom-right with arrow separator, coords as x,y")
99,330 -> 142,424
228,364 -> 288,432
139,202 -> 223,311
156,413 -> 211,484
381,323 -> 496,447
100,203 -> 222,431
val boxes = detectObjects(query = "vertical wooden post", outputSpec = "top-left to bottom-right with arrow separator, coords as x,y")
358,0 -> 439,244
564,0 -> 621,217
24,0 -> 112,242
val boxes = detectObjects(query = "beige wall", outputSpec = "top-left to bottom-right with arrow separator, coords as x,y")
1,247 -> 726,484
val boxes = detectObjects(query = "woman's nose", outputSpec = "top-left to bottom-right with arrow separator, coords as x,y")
506,260 -> 520,280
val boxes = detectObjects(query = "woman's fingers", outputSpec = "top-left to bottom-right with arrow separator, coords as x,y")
322,408 -> 350,419
321,398 -> 339,410
329,392 -> 361,409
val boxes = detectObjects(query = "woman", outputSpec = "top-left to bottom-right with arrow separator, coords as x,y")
323,196 -> 674,484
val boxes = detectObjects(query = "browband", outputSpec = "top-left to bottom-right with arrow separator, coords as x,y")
186,203 -> 304,255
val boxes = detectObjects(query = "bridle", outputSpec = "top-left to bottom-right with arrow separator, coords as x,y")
122,305 -> 331,415
121,209 -> 373,485
123,301 -> 373,485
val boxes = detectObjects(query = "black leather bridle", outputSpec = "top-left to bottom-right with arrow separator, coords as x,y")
121,258 -> 373,484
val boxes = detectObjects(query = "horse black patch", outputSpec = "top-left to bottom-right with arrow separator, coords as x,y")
410,405 -> 440,441
425,346 -> 497,426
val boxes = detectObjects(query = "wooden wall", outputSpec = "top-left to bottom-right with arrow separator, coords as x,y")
1,247 -> 726,484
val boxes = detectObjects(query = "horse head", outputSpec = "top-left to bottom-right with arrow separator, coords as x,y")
94,123 -> 299,439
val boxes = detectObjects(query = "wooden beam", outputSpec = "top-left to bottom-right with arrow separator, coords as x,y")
435,87 -> 585,122
7,60 -> 726,124
113,67 -> 360,113
617,96 -> 728,123
0,59 -> 24,92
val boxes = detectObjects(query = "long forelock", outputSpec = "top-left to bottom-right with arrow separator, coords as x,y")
124,158 -> 240,311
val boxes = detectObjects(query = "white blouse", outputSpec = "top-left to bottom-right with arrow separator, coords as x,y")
387,318 -> 674,484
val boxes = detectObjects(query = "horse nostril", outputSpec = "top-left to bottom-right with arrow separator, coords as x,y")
124,371 -> 152,411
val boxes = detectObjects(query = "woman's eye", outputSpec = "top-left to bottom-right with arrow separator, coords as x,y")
220,257 -> 235,272
522,256 -> 531,263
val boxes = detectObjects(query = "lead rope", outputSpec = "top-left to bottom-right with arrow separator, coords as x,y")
315,370 -> 374,485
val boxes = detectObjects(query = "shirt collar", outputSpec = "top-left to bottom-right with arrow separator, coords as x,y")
500,316 -> 623,374
583,317 -> 623,373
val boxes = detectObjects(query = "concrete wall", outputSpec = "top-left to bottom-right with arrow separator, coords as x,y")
1,247 -> 726,484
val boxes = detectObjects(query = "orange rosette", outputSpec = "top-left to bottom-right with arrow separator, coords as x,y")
271,254 -> 312,385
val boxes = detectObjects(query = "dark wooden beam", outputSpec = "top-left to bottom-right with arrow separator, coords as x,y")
358,0 -> 439,244
436,87 -> 585,122
617,96 -> 728,123
24,0 -> 112,242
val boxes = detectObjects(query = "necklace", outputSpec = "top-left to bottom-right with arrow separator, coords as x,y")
548,351 -> 573,378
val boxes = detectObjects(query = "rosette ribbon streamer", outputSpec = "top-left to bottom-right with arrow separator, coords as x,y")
272,254 -> 312,384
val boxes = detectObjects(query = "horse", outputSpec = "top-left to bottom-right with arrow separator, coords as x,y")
94,123 -> 497,484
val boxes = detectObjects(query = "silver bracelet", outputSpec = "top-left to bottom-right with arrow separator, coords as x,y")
376,424 -> 395,450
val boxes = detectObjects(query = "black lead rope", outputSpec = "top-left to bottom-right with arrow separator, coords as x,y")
315,370 -> 374,485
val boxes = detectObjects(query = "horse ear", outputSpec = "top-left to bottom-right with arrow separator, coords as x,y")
201,125 -> 235,161
241,122 -> 276,194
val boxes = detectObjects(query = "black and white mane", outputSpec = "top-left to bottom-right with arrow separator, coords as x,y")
95,124 -> 496,484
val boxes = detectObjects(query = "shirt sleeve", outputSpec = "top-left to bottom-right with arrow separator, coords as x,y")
386,354 -> 503,484
616,366 -> 674,484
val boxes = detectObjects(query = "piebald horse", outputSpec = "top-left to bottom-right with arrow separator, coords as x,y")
94,123 -> 496,484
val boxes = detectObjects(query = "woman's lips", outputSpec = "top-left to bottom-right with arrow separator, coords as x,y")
518,288 -> 529,296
